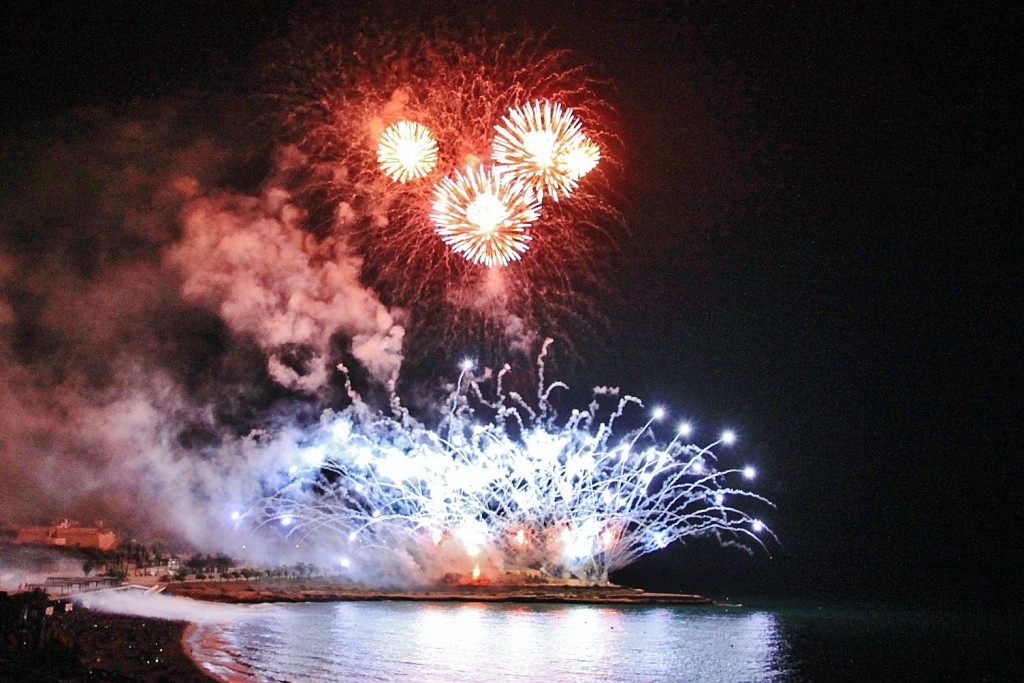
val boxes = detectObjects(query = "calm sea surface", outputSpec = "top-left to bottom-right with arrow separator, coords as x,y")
190,600 -> 1022,682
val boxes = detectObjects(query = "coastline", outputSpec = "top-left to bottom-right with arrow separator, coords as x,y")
171,579 -> 720,682
164,577 -> 720,606
182,621 -> 258,683
6,580 -> 718,681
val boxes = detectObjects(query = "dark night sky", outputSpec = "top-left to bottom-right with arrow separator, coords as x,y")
1,2 -> 1018,608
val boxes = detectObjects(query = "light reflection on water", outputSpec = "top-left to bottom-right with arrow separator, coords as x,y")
199,601 -> 788,682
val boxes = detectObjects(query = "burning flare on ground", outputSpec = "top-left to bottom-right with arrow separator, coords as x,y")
255,341 -> 773,584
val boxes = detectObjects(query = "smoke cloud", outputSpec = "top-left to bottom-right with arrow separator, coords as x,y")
167,146 -> 404,392
0,101 -> 405,559
73,589 -> 259,624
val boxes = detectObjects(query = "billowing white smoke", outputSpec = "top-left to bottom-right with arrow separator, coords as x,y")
73,589 -> 259,623
167,148 -> 404,392
0,105 -> 406,560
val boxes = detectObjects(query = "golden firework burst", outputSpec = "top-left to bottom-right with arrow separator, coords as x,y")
559,136 -> 601,180
430,166 -> 541,267
377,120 -> 439,183
492,100 -> 596,201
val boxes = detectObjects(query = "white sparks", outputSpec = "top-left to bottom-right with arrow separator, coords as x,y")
256,342 -> 771,584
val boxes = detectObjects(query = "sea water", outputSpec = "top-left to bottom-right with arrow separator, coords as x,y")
190,600 -> 1022,682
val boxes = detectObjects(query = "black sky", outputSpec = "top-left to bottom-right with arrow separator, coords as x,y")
2,2 -> 1019,608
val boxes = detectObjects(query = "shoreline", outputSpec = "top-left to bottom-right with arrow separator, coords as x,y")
182,621 -> 257,683
172,579 -> 721,683
164,577 -> 721,606
6,580 -> 720,681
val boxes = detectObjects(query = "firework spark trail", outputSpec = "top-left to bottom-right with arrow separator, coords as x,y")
558,137 -> 601,181
255,341 -> 772,584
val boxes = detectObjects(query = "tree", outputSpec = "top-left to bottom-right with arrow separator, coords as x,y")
213,554 -> 234,575
185,554 -> 206,573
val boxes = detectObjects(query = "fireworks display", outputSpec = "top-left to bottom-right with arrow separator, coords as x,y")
245,30 -> 771,584
376,120 -> 439,183
430,166 -> 541,267
492,100 -> 598,202
257,342 -> 771,584
371,97 -> 604,270
558,136 -> 601,181
267,29 -> 621,354
370,98 -> 603,270
399,98 -> 602,268
379,100 -> 602,266
0,9 -> 780,597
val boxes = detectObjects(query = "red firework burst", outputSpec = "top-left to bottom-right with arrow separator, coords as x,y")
431,166 -> 541,267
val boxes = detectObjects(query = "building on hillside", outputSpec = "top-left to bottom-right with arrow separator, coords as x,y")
13,520 -> 117,551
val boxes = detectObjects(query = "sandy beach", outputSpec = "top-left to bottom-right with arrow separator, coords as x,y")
1,605 -> 214,682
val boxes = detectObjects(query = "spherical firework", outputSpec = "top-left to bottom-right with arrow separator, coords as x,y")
492,100 -> 596,201
431,166 -> 541,268
376,120 -> 439,183
559,136 -> 601,180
